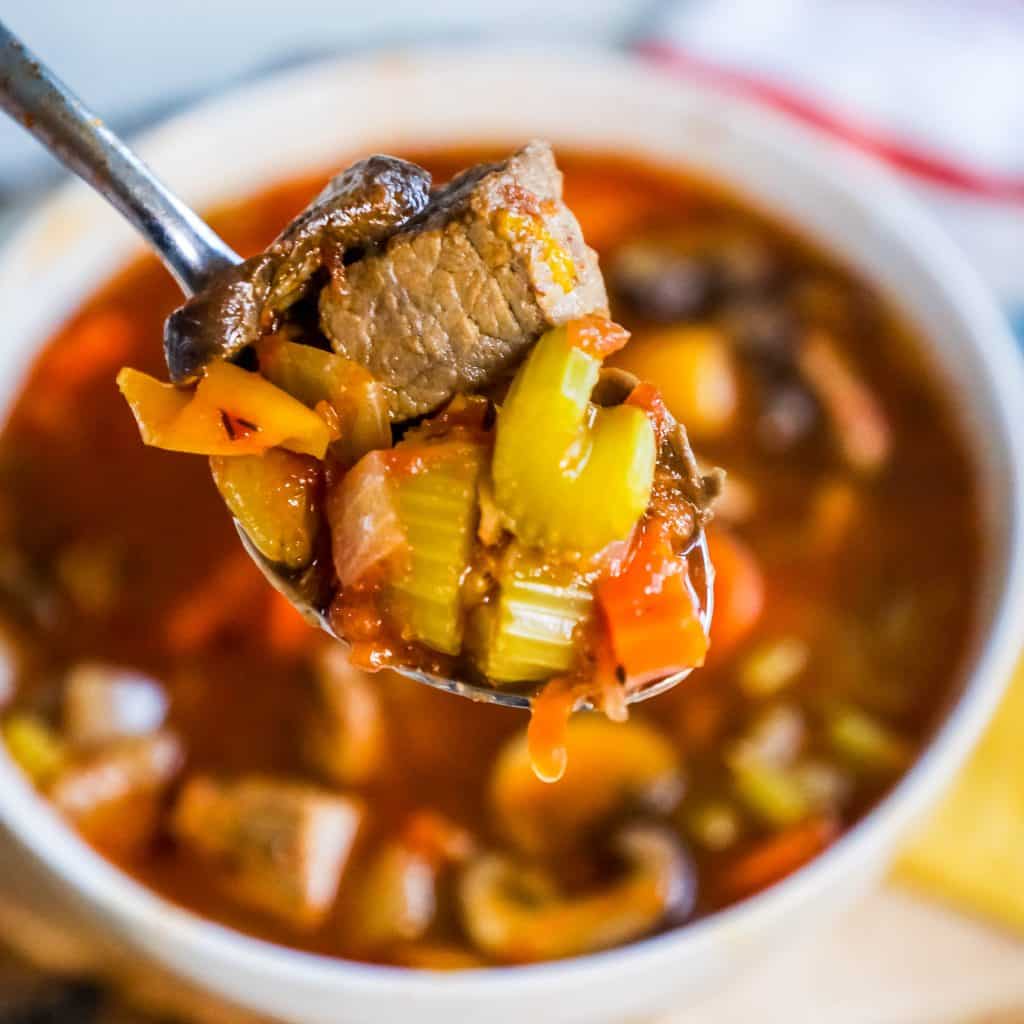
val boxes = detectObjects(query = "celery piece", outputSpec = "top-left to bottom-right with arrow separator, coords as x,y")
260,338 -> 391,464
827,704 -> 911,775
729,751 -> 810,828
492,326 -> 656,554
2,713 -> 67,786
211,449 -> 321,571
471,549 -> 594,683
388,445 -> 484,655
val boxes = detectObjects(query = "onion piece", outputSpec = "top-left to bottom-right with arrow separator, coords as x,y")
326,450 -> 406,588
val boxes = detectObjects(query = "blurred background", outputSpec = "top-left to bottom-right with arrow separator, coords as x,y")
1,1 -> 1023,1021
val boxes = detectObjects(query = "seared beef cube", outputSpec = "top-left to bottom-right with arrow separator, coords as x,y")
48,732 -> 183,855
164,156 -> 433,383
320,141 -> 608,420
172,776 -> 362,930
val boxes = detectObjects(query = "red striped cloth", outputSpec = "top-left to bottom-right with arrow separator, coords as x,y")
636,0 -> 1024,327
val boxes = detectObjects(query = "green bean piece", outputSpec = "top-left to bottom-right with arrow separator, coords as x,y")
492,326 -> 655,554
388,445 -> 485,655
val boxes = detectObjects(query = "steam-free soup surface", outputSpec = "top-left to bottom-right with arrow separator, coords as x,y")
0,149 -> 978,967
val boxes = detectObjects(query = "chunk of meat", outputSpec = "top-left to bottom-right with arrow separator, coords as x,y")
48,731 -> 183,854
61,663 -> 168,748
164,156 -> 432,383
171,775 -> 362,930
320,141 -> 608,420
307,645 -> 386,786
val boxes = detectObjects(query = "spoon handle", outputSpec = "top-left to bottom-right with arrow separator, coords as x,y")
0,20 -> 238,296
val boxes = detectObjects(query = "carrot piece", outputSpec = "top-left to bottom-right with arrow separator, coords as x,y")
165,551 -> 263,653
598,518 -> 709,685
717,816 -> 838,902
265,590 -> 315,657
566,315 -> 631,359
527,678 -> 579,784
706,527 -> 765,661
117,361 -> 330,458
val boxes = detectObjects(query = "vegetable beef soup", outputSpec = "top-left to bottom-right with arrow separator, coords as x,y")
0,148 -> 979,967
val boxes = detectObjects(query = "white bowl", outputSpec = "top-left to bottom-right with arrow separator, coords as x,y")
0,48 -> 1022,1024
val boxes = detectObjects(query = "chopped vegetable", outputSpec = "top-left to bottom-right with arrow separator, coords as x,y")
2,713 -> 67,785
492,715 -> 682,856
388,443 -> 485,655
164,550 -> 263,653
685,799 -> 743,852
611,326 -> 739,441
492,321 -> 656,554
716,816 -> 838,902
469,548 -> 594,684
597,518 -> 708,685
326,450 -> 406,588
729,750 -> 811,829
258,335 -> 391,464
117,361 -> 330,458
172,775 -> 362,930
826,704 -> 912,775
211,449 -> 321,571
739,638 -> 809,698
706,527 -> 765,659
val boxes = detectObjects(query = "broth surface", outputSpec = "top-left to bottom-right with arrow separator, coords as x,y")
0,149 -> 979,964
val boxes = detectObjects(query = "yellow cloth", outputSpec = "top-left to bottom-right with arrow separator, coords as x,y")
896,661 -> 1024,931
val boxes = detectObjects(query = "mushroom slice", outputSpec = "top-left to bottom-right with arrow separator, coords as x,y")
490,715 -> 683,857
459,824 -> 695,963
172,775 -> 362,930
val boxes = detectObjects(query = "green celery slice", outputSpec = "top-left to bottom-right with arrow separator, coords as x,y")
388,444 -> 484,655
471,550 -> 594,683
492,326 -> 655,555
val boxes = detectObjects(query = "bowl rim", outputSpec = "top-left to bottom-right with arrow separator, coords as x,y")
0,44 -> 1022,1001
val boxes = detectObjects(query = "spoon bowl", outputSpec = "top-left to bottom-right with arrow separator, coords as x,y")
238,520 -> 714,708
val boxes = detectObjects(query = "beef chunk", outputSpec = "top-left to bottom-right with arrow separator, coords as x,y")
172,775 -> 362,930
48,732 -> 183,855
320,141 -> 608,420
164,156 -> 432,383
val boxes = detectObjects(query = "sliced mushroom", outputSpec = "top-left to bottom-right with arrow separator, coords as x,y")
459,824 -> 695,963
171,775 -> 362,930
490,716 -> 683,858
62,663 -> 168,748
307,645 -> 386,787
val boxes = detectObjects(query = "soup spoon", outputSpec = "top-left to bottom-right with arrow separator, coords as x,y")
0,21 -> 713,709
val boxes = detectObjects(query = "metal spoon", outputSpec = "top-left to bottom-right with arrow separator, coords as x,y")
0,21 -> 713,710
